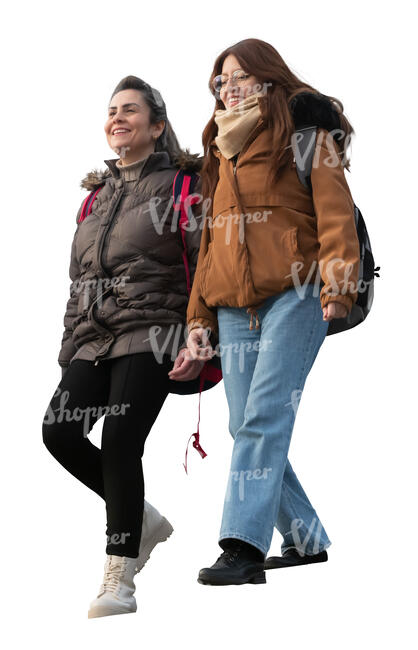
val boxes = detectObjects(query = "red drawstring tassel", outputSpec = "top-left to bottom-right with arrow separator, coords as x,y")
183,364 -> 208,474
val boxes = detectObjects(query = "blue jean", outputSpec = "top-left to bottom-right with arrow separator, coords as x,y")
216,284 -> 332,557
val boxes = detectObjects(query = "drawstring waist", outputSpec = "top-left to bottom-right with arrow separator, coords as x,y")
246,307 -> 260,330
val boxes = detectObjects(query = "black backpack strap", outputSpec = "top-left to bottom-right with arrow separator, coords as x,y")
173,169 -> 199,204
292,126 -> 318,191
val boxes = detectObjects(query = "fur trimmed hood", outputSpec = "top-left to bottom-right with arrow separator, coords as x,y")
80,149 -> 203,192
290,91 -> 342,134
81,168 -> 111,192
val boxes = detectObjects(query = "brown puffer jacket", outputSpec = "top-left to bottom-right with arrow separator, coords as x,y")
186,93 -> 360,335
58,150 -> 203,369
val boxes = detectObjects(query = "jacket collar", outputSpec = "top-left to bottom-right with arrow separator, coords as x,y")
104,150 -> 172,180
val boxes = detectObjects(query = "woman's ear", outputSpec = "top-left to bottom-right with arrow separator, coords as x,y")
153,120 -> 165,140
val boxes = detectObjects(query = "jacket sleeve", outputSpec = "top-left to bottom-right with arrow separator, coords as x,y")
311,128 -> 360,312
57,203 -> 83,368
183,175 -> 219,342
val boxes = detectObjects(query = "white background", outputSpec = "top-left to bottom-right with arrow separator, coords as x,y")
1,0 -> 416,647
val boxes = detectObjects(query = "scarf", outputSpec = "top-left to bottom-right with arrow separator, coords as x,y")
214,92 -> 264,159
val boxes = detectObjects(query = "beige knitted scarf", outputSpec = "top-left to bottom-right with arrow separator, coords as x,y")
214,92 -> 264,159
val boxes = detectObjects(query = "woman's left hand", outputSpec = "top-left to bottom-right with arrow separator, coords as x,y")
322,301 -> 348,321
168,347 -> 206,381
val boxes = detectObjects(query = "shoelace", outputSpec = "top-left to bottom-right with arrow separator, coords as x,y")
99,556 -> 127,595
216,547 -> 241,566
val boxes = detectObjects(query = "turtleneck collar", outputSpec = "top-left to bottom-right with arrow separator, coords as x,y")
115,156 -> 147,182
104,150 -> 172,181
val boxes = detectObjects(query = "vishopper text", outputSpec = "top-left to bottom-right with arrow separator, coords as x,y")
143,324 -> 273,369
209,210 -> 272,245
142,193 -> 271,243
285,258 -> 370,298
43,387 -> 131,438
226,467 -> 273,502
287,517 -> 328,556
71,275 -> 130,311
287,128 -> 353,169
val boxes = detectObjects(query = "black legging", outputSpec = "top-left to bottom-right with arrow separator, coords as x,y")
42,352 -> 173,557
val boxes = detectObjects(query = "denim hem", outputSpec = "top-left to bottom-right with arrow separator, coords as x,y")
219,532 -> 268,557
281,540 -> 332,556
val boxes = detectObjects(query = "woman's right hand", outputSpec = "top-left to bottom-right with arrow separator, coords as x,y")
187,327 -> 215,361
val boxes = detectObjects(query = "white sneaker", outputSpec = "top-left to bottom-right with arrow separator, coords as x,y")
88,554 -> 139,619
136,500 -> 174,573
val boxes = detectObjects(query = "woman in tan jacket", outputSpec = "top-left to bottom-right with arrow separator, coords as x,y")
170,38 -> 360,585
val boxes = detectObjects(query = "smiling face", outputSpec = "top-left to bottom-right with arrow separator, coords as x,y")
219,54 -> 260,110
104,88 -> 165,165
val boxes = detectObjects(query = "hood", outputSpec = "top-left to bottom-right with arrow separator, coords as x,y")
80,168 -> 111,192
80,149 -> 203,191
290,91 -> 342,134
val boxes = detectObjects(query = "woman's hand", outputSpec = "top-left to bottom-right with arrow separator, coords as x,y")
168,347 -> 206,382
187,327 -> 215,361
322,301 -> 348,321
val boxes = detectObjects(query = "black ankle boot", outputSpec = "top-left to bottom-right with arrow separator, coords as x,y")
264,547 -> 328,570
198,539 -> 266,586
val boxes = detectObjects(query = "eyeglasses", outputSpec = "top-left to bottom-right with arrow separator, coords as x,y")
212,70 -> 251,96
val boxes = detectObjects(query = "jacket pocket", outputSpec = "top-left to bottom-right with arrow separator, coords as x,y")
282,226 -> 304,262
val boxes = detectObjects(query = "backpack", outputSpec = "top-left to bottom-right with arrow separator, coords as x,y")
293,126 -> 380,335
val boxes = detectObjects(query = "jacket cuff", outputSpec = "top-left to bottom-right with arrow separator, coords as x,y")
320,292 -> 354,312
58,360 -> 70,368
187,318 -> 218,337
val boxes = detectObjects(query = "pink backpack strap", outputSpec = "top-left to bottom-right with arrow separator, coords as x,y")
77,187 -> 103,224
173,170 -> 200,296
173,170 -> 211,473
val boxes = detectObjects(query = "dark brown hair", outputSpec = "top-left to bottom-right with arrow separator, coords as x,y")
202,38 -> 354,206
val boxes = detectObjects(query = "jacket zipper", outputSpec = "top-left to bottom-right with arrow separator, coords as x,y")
92,161 -> 164,367
232,120 -> 265,176
92,185 -> 125,366
96,188 -> 124,277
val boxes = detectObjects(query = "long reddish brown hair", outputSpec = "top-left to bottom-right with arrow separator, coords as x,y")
202,38 -> 354,208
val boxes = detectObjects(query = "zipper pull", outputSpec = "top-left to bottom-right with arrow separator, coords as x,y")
94,360 -> 99,366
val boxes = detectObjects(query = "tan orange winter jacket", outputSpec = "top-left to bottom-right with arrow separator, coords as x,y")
186,117 -> 360,337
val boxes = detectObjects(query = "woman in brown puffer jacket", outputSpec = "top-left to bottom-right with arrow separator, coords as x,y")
42,75 -> 205,618
179,38 -> 361,586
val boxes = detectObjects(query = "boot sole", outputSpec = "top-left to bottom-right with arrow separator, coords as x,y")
264,553 -> 328,570
88,606 -> 137,618
135,517 -> 174,573
197,570 -> 266,586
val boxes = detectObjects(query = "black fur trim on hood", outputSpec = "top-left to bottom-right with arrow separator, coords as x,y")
290,91 -> 342,134
173,149 -> 203,173
80,149 -> 202,192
